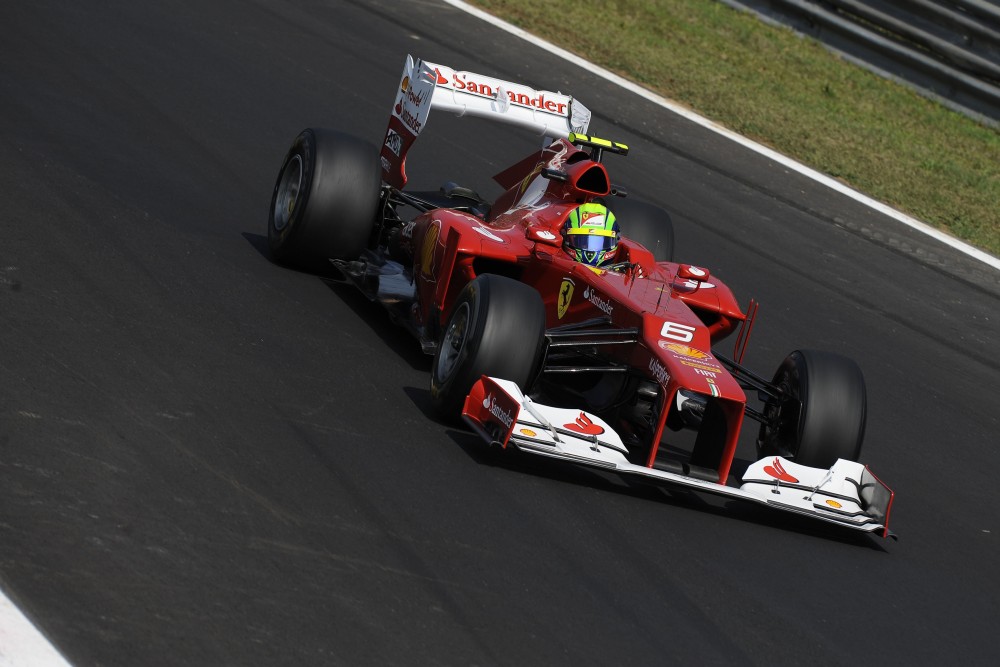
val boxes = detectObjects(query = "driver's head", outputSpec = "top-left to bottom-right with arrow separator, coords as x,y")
562,202 -> 620,266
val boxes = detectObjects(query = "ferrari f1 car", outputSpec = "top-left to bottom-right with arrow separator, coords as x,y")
267,55 -> 895,538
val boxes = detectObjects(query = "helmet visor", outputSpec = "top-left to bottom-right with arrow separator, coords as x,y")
565,228 -> 617,253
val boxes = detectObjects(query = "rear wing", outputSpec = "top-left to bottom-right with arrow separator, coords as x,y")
380,54 -> 592,189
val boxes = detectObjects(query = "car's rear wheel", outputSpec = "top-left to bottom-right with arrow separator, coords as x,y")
607,197 -> 674,262
430,274 -> 546,419
267,128 -> 381,271
757,349 -> 867,467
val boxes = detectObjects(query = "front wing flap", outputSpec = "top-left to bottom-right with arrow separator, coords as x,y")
462,376 -> 895,538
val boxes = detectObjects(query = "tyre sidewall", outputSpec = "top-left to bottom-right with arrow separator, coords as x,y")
795,350 -> 866,467
267,128 -> 380,270
268,130 -> 317,262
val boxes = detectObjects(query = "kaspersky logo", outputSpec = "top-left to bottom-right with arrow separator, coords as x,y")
482,394 -> 514,429
557,278 -> 574,319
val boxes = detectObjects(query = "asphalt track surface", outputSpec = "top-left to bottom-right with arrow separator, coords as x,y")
2,1 -> 998,665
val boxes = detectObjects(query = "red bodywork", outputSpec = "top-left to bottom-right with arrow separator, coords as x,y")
401,138 -> 752,483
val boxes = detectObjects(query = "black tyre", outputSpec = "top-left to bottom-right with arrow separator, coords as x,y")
267,128 -> 381,271
757,349 -> 867,468
607,197 -> 674,262
430,274 -> 546,419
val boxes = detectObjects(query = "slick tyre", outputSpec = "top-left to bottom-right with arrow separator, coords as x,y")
757,349 -> 867,468
430,274 -> 546,419
267,128 -> 381,272
607,197 -> 674,262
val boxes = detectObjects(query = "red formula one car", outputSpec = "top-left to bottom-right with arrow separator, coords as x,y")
267,55 -> 894,538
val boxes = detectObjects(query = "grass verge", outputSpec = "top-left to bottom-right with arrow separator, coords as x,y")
467,0 -> 1000,258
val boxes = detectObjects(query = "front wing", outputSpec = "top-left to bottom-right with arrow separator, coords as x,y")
462,376 -> 895,538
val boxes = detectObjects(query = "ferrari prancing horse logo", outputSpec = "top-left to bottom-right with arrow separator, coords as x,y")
557,278 -> 574,319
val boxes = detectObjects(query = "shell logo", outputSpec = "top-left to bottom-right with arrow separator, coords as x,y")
826,499 -> 843,509
519,428 -> 537,437
661,342 -> 710,359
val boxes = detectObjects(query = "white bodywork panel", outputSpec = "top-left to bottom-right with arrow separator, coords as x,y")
463,377 -> 894,537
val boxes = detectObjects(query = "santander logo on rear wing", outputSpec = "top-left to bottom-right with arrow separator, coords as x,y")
380,54 -> 593,189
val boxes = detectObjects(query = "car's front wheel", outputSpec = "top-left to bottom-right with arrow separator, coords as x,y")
430,274 -> 546,419
756,349 -> 867,468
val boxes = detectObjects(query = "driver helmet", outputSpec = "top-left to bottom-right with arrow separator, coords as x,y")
562,202 -> 620,267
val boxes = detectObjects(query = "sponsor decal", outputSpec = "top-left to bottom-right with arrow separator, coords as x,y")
564,412 -> 604,436
393,67 -> 432,136
482,393 -> 514,429
660,320 -> 696,342
406,85 -> 427,109
706,378 -> 721,397
380,155 -> 391,174
440,71 -> 569,115
395,102 -> 423,134
692,368 -> 718,379
648,358 -> 670,386
519,428 -> 537,437
680,359 -> 724,374
535,230 -> 556,240
384,129 -> 403,156
764,458 -> 799,483
557,278 -> 574,319
825,499 -> 843,509
583,286 -> 613,316
471,226 -> 504,243
400,75 -> 410,93
580,210 -> 607,227
660,342 -> 711,360
687,266 -> 707,278
419,223 -> 440,277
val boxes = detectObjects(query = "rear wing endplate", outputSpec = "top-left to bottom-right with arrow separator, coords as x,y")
380,54 -> 592,188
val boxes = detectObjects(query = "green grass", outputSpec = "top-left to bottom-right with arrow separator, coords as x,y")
468,0 -> 1000,258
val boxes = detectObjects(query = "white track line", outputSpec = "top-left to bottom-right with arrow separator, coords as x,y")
0,592 -> 72,666
443,0 -> 1000,272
